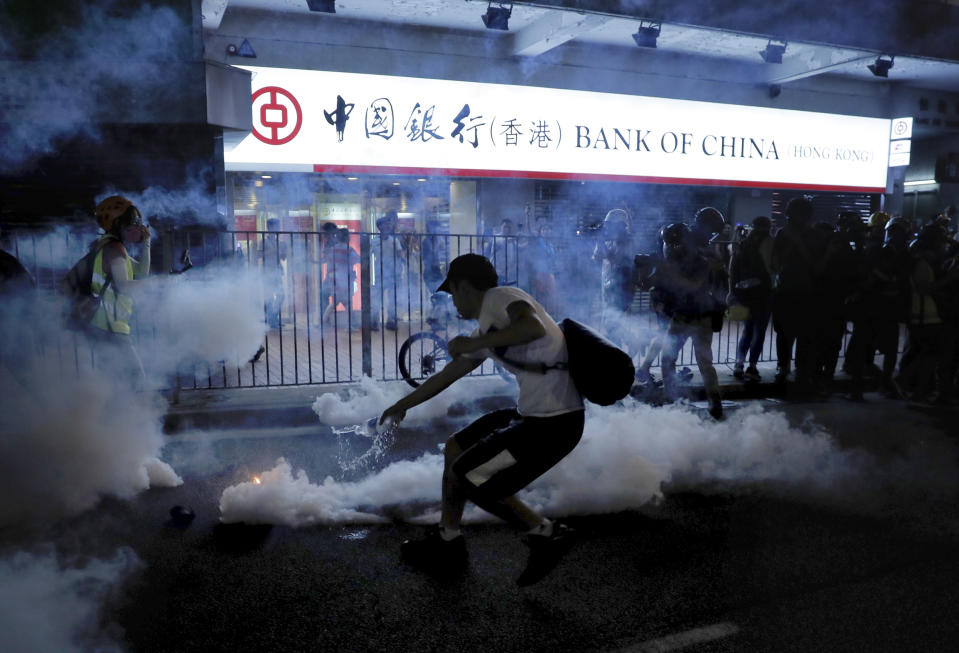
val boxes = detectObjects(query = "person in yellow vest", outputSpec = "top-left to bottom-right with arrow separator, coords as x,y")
87,196 -> 152,388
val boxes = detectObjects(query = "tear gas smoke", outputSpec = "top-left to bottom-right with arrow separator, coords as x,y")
0,261 -> 267,526
221,381 -> 882,527
312,373 -> 513,426
0,1 -> 187,174
146,267 -> 268,366
0,351 -> 181,526
96,168 -> 221,227
0,546 -> 139,653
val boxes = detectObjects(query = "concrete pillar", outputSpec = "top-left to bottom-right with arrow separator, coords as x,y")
449,180 -> 477,258
884,167 -> 907,217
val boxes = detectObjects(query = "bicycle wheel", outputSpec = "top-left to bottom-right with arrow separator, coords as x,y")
398,332 -> 450,388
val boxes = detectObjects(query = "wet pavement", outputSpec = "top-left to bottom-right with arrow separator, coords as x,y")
9,386 -> 959,653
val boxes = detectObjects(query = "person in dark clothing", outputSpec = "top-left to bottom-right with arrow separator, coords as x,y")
844,216 -> 910,399
896,223 -> 953,402
0,232 -> 34,294
770,197 -> 819,392
650,222 -> 724,419
814,213 -> 867,393
0,228 -> 36,374
923,227 -> 959,403
593,209 -> 639,354
728,216 -> 774,382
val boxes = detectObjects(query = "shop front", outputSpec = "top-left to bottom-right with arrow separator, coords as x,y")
208,66 -> 897,388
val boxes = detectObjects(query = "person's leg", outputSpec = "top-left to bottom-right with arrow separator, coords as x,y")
433,409 -> 520,533
441,427 -> 555,532
690,318 -> 722,418
748,305 -> 773,369
736,318 -> 753,372
659,320 -> 684,399
449,411 -> 584,529
772,295 -> 795,379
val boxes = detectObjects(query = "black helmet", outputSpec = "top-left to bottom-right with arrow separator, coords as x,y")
661,222 -> 690,246
916,222 -> 946,244
837,212 -> 864,233
693,207 -> 725,235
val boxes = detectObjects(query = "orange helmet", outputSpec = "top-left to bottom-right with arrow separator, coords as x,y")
95,196 -> 133,232
867,211 -> 890,229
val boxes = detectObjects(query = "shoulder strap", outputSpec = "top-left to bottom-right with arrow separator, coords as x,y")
489,323 -> 569,375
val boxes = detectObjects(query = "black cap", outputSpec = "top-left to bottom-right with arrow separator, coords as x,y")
436,253 -> 498,293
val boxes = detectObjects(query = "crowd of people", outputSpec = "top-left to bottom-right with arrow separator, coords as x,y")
594,199 -> 959,413
236,198 -> 959,416
6,195 -> 959,413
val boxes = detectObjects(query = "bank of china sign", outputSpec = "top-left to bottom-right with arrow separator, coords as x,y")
226,66 -> 890,192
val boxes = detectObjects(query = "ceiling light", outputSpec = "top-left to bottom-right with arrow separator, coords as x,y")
306,0 -> 335,13
417,178 -> 427,182
482,2 -> 512,31
261,175 -> 272,179
346,177 -> 358,181
760,40 -> 787,64
868,55 -> 894,78
632,21 -> 661,48
392,182 -> 401,186
904,179 -> 937,187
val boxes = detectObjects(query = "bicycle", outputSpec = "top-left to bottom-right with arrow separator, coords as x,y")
397,294 -> 513,388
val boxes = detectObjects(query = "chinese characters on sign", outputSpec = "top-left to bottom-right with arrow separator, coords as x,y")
320,91 -> 561,151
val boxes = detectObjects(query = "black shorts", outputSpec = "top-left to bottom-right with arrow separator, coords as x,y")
450,408 -> 585,500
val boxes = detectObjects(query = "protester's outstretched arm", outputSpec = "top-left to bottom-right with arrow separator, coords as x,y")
380,355 -> 483,425
133,233 -> 151,278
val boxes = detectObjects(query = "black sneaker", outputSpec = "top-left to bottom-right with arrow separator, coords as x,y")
732,365 -> 745,381
401,526 -> 467,569
516,523 -> 576,587
744,366 -> 761,383
708,399 -> 724,420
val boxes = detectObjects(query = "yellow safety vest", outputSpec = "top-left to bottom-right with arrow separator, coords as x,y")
90,237 -> 135,335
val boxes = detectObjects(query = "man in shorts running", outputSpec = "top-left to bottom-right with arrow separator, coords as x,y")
380,253 -> 585,586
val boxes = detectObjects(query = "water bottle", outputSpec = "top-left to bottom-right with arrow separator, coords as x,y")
363,416 -> 398,438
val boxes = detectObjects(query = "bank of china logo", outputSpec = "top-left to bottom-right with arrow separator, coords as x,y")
252,86 -> 303,145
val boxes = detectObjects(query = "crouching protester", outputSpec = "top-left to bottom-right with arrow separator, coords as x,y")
380,253 -> 585,586
649,223 -> 724,419
82,196 -> 152,390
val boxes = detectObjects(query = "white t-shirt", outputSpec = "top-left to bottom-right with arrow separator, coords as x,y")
468,286 -> 583,417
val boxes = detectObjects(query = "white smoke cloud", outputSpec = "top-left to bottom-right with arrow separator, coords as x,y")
0,546 -> 139,653
147,268 -> 268,366
0,1 -> 186,173
0,353 -> 180,526
221,385 -> 877,527
0,260 -> 268,526
95,169 -> 220,227
312,373 -> 514,426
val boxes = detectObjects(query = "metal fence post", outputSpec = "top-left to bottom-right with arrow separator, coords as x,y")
360,231 -> 372,378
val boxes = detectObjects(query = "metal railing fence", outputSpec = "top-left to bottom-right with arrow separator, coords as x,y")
3,227 -> 861,391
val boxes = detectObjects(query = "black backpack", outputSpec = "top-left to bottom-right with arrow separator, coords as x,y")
59,240 -> 114,331
495,318 -> 635,406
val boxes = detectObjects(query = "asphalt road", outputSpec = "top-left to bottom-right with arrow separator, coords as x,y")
8,395 -> 959,653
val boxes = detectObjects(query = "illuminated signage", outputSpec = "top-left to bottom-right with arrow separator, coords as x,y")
888,116 -> 913,168
225,66 -> 892,192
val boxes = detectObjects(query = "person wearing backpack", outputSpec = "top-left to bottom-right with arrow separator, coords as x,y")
728,216 -> 774,383
379,253 -> 584,586
83,196 -> 152,388
650,222 -> 724,420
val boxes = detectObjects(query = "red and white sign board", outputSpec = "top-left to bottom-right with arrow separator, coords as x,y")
225,66 -> 892,192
